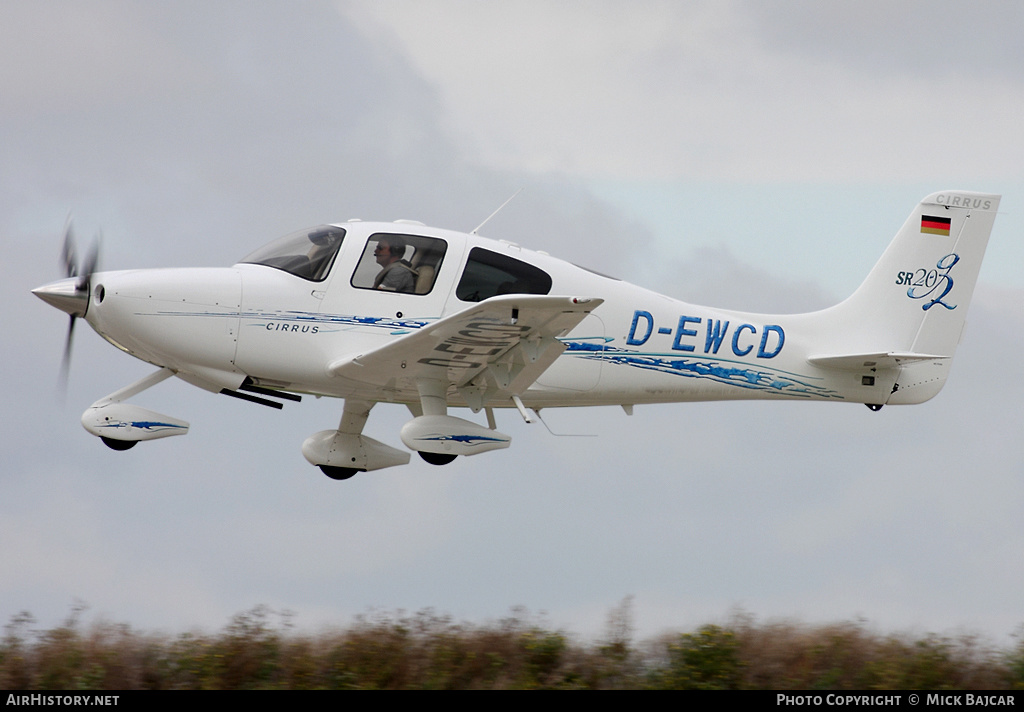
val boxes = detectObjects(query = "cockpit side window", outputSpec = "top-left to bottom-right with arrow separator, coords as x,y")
351,233 -> 448,295
239,226 -> 346,282
456,247 -> 553,302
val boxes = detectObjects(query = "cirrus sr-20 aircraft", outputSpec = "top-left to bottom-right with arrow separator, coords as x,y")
33,190 -> 999,480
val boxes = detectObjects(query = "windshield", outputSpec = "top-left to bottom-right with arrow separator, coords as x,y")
240,225 -> 346,282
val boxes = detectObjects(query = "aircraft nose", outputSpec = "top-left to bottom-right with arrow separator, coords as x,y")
32,277 -> 89,318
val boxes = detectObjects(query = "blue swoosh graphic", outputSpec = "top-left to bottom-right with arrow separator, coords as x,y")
563,341 -> 843,400
416,434 -> 508,444
97,421 -> 187,432
138,309 -> 433,333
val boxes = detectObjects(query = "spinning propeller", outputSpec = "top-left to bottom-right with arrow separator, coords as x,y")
32,219 -> 100,391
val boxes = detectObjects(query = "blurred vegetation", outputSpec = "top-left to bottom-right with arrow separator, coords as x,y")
2,602 -> 1023,690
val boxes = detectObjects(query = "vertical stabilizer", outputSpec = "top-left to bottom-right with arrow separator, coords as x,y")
814,191 -> 999,404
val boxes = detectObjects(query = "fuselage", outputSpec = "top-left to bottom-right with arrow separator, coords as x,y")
32,191 -> 1000,472
72,220 -> 892,410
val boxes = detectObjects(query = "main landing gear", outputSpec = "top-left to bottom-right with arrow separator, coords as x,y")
317,448 -> 456,479
101,437 -> 137,451
302,399 -> 411,481
305,382 -> 513,481
419,452 -> 457,466
317,447 -> 456,480
319,466 -> 359,480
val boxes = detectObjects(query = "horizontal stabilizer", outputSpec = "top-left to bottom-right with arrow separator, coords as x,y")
807,352 -> 949,371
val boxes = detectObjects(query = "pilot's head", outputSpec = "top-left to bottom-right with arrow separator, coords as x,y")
374,236 -> 406,266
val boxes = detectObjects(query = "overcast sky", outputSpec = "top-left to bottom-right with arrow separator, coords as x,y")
3,1 -> 1023,645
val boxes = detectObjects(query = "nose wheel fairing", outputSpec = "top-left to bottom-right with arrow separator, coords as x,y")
79,369 -> 190,446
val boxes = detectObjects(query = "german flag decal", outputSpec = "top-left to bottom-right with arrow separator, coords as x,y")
921,215 -> 952,236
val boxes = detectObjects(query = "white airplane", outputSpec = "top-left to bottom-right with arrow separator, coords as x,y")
33,190 -> 999,480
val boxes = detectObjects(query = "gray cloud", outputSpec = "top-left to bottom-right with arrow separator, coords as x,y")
746,0 -> 1024,82
352,1 -> 1024,180
650,244 -> 837,313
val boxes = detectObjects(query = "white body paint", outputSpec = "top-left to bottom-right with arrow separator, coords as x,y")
33,191 -> 1000,477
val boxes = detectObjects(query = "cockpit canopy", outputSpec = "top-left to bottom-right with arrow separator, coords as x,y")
239,223 -> 559,301
240,225 -> 346,282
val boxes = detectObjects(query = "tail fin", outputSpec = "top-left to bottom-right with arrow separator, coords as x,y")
811,190 -> 999,404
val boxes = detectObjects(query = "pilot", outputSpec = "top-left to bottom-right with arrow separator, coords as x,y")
372,236 -> 417,293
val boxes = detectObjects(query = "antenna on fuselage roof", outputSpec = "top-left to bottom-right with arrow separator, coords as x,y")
471,188 -> 523,235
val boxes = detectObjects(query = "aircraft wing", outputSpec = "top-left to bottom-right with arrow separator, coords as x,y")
327,295 -> 602,407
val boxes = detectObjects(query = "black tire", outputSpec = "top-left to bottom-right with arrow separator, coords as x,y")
101,437 -> 137,451
419,452 -> 457,466
320,465 -> 360,480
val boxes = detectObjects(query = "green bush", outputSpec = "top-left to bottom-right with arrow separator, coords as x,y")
1,605 -> 1019,690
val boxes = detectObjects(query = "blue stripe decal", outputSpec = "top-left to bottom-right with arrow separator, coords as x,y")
97,421 -> 187,432
134,309 -> 434,333
415,434 -> 508,445
563,341 -> 844,400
